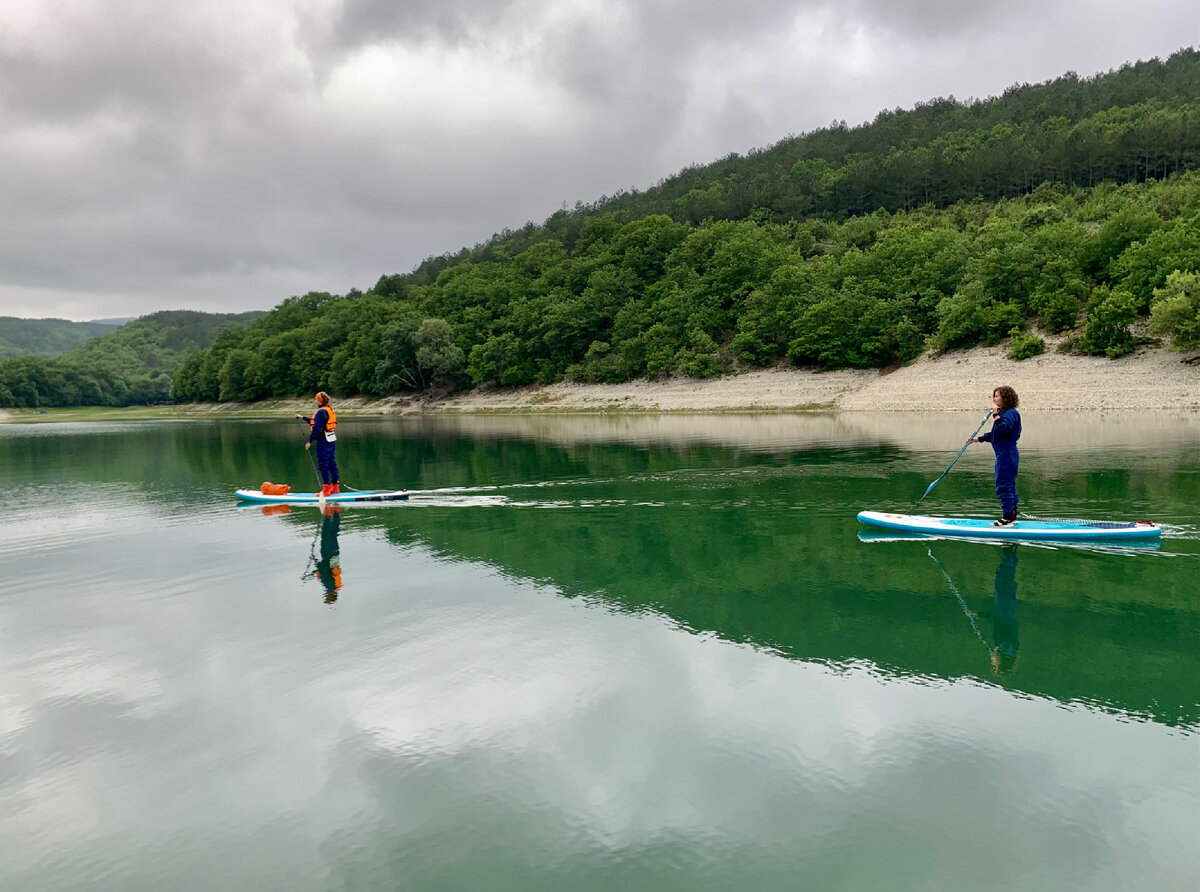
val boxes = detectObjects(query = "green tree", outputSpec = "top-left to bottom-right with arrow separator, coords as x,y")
932,282 -> 989,351
468,333 -> 535,386
1109,219 -> 1200,311
567,341 -> 629,383
788,288 -> 904,369
218,349 -> 258,401
1030,256 -> 1086,332
413,318 -> 466,385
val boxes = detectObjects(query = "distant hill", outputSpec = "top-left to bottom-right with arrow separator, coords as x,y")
0,309 -> 265,408
63,309 -> 266,376
0,316 -> 123,362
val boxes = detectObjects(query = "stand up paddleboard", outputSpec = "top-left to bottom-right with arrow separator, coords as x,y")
857,510 -> 1160,542
236,488 -> 409,504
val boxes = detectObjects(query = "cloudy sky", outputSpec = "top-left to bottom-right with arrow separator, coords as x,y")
0,0 -> 1194,321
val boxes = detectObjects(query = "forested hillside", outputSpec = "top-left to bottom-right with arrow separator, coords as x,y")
407,49 -> 1200,281
0,317 -> 120,362
164,50 -> 1200,404
0,310 -> 263,408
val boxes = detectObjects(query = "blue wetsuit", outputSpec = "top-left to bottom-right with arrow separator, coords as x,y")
304,407 -> 339,485
978,408 -> 1021,519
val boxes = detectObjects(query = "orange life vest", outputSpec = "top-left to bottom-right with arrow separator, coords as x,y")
309,407 -> 337,434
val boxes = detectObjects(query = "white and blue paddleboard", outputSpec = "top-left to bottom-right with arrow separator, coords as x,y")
236,488 -> 409,504
857,510 -> 1160,542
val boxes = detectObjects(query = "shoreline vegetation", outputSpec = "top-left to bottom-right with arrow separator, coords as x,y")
3,341 -> 1196,423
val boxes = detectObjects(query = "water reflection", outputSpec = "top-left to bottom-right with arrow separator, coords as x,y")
988,547 -> 1020,676
0,417 -> 1196,892
2,417 -> 1195,729
256,503 -> 347,602
302,507 -> 344,604
930,545 -> 1020,676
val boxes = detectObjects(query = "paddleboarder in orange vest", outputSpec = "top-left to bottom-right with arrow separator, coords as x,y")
296,392 -> 340,496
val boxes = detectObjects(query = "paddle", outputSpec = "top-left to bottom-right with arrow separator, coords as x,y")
300,516 -> 323,580
917,411 -> 993,503
296,416 -> 325,499
927,549 -> 991,653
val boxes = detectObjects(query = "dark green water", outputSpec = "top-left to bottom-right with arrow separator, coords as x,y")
1,413 -> 1197,891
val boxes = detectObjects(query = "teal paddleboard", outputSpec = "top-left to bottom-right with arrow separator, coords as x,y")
236,488 -> 409,504
856,510 -> 1160,541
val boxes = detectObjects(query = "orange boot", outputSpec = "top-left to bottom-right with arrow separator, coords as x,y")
320,483 -> 332,497
330,482 -> 340,495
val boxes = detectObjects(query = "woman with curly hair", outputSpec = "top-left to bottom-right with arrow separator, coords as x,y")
968,385 -> 1022,526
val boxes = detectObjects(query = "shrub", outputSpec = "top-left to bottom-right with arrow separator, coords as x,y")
1007,330 -> 1045,361
675,330 -> 731,378
1149,271 -> 1200,350
569,341 -> 630,383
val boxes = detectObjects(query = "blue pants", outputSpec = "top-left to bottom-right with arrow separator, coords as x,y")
994,453 -> 1018,518
315,443 -> 339,485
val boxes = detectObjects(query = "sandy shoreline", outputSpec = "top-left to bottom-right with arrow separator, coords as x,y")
388,342 -> 1198,414
1,344 -> 1196,422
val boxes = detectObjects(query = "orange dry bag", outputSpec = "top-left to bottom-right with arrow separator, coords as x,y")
260,481 -> 291,495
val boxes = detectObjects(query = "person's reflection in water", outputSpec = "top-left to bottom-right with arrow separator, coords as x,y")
303,506 -> 343,604
985,545 -> 1020,675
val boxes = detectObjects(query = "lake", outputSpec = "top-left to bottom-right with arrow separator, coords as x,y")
1,412 -> 1197,891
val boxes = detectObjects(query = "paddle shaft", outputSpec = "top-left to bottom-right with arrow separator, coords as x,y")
917,411 -> 993,503
927,549 -> 991,652
297,417 -> 324,491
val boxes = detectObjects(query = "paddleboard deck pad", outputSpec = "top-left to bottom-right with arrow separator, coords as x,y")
857,510 -> 1160,541
236,488 -> 409,504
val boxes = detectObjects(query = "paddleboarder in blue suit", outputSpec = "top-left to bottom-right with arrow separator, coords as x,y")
296,391 -> 340,497
968,386 -> 1021,526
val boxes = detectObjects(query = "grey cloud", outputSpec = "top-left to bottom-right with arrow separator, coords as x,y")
318,0 -> 1014,65
0,0 -> 1193,319
848,0 -> 1041,40
314,0 -> 521,59
0,11 -> 248,127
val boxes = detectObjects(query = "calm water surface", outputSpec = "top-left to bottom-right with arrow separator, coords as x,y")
1,412 -> 1197,891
